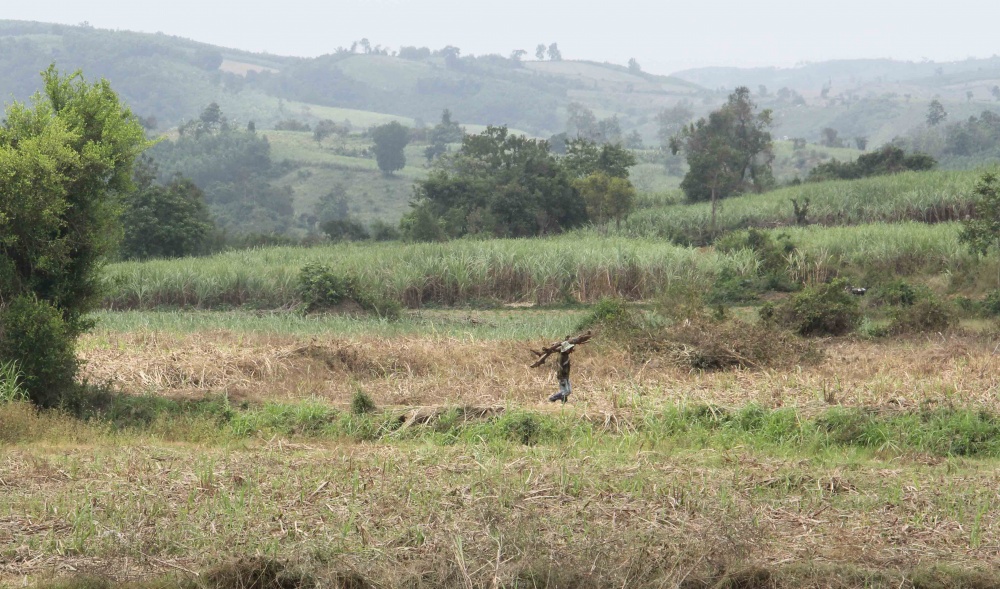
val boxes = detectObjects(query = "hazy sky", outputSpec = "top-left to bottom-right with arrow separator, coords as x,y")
4,1 -> 997,75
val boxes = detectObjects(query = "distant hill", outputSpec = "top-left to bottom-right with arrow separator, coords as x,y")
0,20 -> 702,138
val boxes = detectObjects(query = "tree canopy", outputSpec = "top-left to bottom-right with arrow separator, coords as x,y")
371,121 -> 410,175
406,126 -> 587,239
671,86 -> 774,204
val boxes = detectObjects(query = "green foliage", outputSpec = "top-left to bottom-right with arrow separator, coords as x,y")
869,279 -> 920,307
320,218 -> 370,242
370,120 -> 410,175
807,145 -> 936,182
0,296 -> 79,407
0,66 -> 146,406
562,138 -> 637,179
296,262 -> 355,310
120,158 -> 213,260
672,86 -> 774,203
577,297 -> 644,335
889,296 -> 957,334
774,279 -> 862,336
296,262 -> 400,318
411,126 -> 587,238
351,389 -> 377,415
575,172 -> 637,230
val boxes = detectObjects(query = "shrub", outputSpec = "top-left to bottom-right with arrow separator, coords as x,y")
577,297 -> 643,333
296,263 -> 401,319
889,297 -> 957,334
869,279 -> 921,307
983,289 -> 1000,316
0,297 -> 78,408
774,279 -> 862,336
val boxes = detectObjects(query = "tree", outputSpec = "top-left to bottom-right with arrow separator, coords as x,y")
371,121 -> 410,175
424,109 -> 464,162
927,99 -> 947,126
855,136 -> 869,151
547,43 -> 562,61
960,173 -> 1000,285
576,172 -> 636,230
627,58 -> 641,73
563,138 -> 637,179
656,103 -> 694,149
670,86 -> 774,212
992,86 -> 1000,102
0,66 -> 146,406
510,49 -> 527,62
535,44 -> 546,60
820,127 -> 842,148
408,126 -> 586,239
120,158 -> 212,260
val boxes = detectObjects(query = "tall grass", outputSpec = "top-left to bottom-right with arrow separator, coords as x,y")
624,167 -> 990,244
101,222 -> 976,310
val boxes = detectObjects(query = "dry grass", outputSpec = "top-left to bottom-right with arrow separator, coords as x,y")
6,326 -> 1000,586
78,330 -> 1000,414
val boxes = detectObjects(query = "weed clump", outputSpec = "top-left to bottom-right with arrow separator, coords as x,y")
889,296 -> 957,334
350,389 -> 377,415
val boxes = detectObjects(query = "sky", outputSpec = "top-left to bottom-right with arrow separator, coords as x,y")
4,0 -> 998,75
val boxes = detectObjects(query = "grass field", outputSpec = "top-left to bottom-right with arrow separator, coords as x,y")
7,309 -> 1000,587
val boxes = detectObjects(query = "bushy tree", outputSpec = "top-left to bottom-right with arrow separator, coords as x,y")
119,157 -> 213,260
371,121 -> 409,175
576,172 -> 636,230
927,99 -> 948,126
0,66 -> 146,406
406,126 -> 586,239
671,86 -> 774,210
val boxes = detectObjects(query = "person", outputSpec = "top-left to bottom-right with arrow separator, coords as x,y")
548,341 -> 574,403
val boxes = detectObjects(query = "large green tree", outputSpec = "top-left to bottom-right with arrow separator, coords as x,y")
407,126 -> 586,239
371,121 -> 410,175
0,66 -> 147,406
671,86 -> 774,228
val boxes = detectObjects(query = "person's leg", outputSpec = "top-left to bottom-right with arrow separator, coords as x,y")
561,378 -> 571,402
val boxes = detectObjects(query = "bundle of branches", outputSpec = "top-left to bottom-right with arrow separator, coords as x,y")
529,331 -> 592,368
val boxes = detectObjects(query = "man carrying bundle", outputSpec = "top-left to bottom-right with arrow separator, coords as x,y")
529,332 -> 591,403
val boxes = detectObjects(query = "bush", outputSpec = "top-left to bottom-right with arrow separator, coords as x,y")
0,297 -> 78,408
774,279 -> 862,336
869,279 -> 921,307
296,263 -> 401,319
889,297 -> 957,334
577,297 -> 643,333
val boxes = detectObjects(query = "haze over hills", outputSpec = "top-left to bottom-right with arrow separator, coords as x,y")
3,19 -> 999,144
